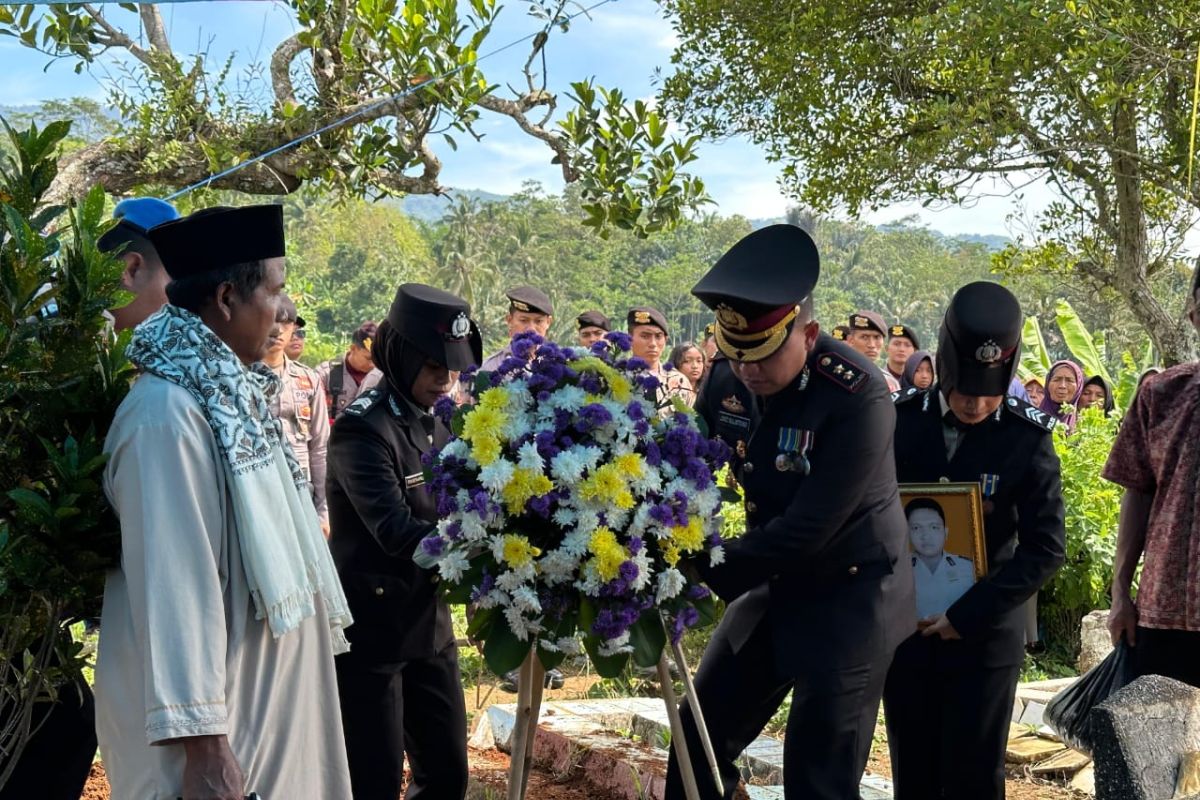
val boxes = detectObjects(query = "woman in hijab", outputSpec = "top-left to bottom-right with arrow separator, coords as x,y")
1024,378 -> 1045,407
1079,375 -> 1115,417
1039,360 -> 1085,431
901,350 -> 935,390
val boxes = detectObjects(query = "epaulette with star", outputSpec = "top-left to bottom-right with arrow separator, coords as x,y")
343,388 -> 383,417
891,386 -> 925,405
813,352 -> 868,392
1002,395 -> 1058,433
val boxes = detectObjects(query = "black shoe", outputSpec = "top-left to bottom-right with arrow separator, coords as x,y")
546,668 -> 565,690
500,669 -> 519,693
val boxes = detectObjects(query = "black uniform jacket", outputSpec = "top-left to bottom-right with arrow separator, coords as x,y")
892,386 -> 1067,669
327,386 -> 455,665
698,334 -> 916,676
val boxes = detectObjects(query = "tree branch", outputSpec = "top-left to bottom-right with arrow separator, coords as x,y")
138,5 -> 171,55
270,34 -> 305,107
82,5 -> 153,66
476,92 -> 577,182
375,138 -> 444,195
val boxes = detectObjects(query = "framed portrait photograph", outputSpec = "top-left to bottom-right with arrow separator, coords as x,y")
899,482 -> 988,620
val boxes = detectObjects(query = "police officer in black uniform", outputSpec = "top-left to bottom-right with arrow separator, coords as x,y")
884,281 -> 1066,800
667,224 -> 916,800
327,283 -> 482,800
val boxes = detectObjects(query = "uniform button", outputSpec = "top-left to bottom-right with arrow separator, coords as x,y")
743,462 -> 754,474
848,565 -> 859,576
939,477 -> 950,484
746,501 -> 757,513
374,587 -> 385,596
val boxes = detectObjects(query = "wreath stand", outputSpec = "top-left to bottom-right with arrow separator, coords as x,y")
505,614 -> 724,800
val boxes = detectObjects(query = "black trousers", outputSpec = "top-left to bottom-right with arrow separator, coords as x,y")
883,656 -> 1021,800
336,643 -> 468,800
0,680 -> 96,800
1132,626 -> 1200,688
665,618 -> 891,800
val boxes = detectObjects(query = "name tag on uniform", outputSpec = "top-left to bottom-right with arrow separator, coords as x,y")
405,472 -> 425,490
717,411 -> 751,432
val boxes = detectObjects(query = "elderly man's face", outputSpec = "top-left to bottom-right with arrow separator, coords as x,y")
221,257 -> 286,365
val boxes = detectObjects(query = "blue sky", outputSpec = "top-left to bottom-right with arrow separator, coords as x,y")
0,0 -> 1048,236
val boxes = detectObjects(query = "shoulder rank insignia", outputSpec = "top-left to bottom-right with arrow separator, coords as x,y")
1003,396 -> 1058,433
892,387 -> 922,405
343,389 -> 382,417
814,353 -> 868,393
721,394 -> 747,414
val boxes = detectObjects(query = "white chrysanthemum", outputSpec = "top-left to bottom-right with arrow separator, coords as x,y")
538,549 -> 580,585
504,606 -> 541,641
693,485 -> 722,516
576,445 -> 605,472
708,546 -> 725,566
476,588 -> 509,610
629,464 -> 663,495
437,550 -> 470,583
550,449 -> 587,484
538,638 -> 561,653
547,385 -> 587,412
552,507 -> 578,528
503,411 -> 533,442
517,441 -> 544,473
598,631 -> 633,657
655,567 -> 686,604
627,504 -> 653,538
574,509 -> 600,536
561,528 -> 593,558
440,438 -> 471,461
556,637 -> 583,655
630,549 -> 653,592
604,507 -> 631,532
479,458 -> 516,492
459,512 -> 489,542
497,565 -> 535,592
510,586 -> 542,615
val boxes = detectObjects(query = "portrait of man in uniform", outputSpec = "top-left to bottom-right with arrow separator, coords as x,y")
900,487 -> 987,621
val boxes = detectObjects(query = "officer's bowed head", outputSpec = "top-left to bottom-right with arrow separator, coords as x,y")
937,282 -> 1022,397
384,283 -> 482,372
691,224 -> 819,364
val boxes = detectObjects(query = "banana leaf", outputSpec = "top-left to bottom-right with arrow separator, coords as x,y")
1054,299 -> 1113,386
1018,316 -> 1051,383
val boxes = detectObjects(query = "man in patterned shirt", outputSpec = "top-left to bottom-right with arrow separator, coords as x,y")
1105,261 -> 1200,687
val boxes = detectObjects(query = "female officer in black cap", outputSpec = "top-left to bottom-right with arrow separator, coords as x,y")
670,224 -> 915,800
326,283 -> 482,800
885,282 -> 1066,800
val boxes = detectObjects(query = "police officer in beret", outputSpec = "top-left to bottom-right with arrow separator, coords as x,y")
577,309 -> 611,347
830,324 -> 850,342
627,306 -> 694,411
846,310 -> 900,392
327,284 -> 482,800
479,286 -> 554,372
885,282 -> 1066,800
885,324 -> 920,387
668,224 -> 915,800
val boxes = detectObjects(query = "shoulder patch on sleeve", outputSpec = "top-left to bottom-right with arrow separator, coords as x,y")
1003,395 -> 1057,433
344,388 -> 382,417
814,353 -> 869,393
893,387 -> 923,405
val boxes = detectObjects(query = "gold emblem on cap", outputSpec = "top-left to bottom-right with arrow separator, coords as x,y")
511,300 -> 531,312
891,326 -> 905,336
715,304 -> 748,331
633,310 -> 652,324
853,316 -> 869,328
975,339 -> 1003,364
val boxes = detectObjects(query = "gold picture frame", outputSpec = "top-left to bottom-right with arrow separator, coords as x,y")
899,482 -> 988,619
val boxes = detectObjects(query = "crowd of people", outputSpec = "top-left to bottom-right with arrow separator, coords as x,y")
6,195 -> 1200,800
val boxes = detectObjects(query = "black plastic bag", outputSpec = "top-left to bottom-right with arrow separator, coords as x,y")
1045,637 -> 1136,755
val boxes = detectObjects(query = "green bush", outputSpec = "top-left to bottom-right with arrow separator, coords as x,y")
1038,405 -> 1122,667
0,117 -> 129,788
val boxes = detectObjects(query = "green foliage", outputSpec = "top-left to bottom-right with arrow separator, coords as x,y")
1039,407 -> 1122,664
0,116 -> 130,789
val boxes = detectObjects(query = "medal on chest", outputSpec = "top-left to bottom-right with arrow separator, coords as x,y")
775,427 -> 814,475
980,473 -> 1000,497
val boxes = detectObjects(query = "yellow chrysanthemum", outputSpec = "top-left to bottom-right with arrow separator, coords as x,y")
578,463 -> 633,509
670,516 -> 706,554
662,542 -> 681,567
614,453 -> 644,480
478,388 -> 509,411
462,405 -> 507,443
588,527 -> 627,582
501,534 -> 541,569
471,436 -> 501,466
501,467 -> 554,515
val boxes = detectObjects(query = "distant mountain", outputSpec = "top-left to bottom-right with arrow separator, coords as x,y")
389,188 -> 510,224
951,233 -> 1011,251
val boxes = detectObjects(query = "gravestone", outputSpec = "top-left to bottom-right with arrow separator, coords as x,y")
1092,675 -> 1200,800
1079,609 -> 1115,673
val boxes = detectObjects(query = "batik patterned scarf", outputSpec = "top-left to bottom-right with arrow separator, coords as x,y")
128,305 -> 352,652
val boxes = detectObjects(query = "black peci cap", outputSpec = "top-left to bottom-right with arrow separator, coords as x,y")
849,310 -> 887,337
889,324 -> 920,349
627,307 -> 670,337
506,286 -> 554,317
577,310 -> 611,332
937,282 -> 1022,397
149,205 -> 285,280
691,224 -> 819,362
386,283 -> 482,371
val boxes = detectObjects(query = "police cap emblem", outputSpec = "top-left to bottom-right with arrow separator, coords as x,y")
715,304 -> 748,331
449,312 -> 471,340
975,339 -> 1003,364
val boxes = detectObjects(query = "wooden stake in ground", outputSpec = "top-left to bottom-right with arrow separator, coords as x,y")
506,651 -> 546,800
670,634 -> 725,796
658,651 -> 702,800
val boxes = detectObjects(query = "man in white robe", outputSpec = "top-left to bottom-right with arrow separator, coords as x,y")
97,205 -> 353,800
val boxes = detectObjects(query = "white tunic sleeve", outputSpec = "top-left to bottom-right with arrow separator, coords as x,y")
105,411 -> 231,745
